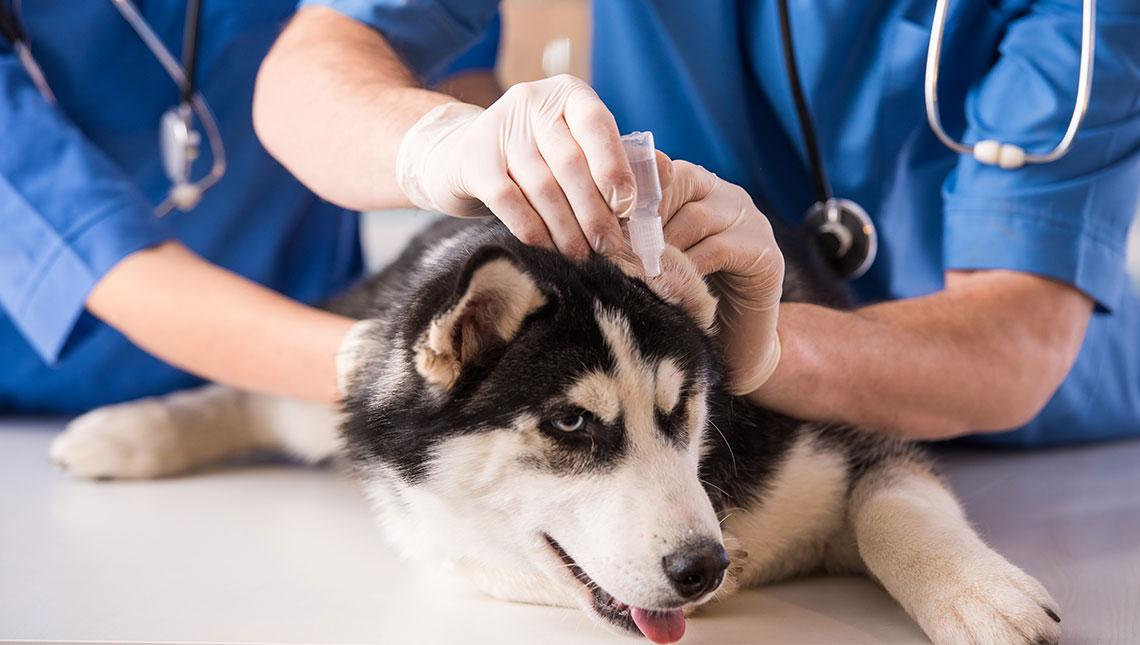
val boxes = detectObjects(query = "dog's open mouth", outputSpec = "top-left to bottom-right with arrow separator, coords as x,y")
543,534 -> 686,644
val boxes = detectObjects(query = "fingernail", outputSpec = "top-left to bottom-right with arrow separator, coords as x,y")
610,183 -> 636,218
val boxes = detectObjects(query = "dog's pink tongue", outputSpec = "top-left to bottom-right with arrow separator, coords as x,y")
630,607 -> 686,644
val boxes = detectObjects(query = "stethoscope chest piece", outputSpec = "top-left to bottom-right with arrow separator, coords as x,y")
160,105 -> 204,210
804,198 -> 878,280
774,0 -> 877,282
0,0 -> 225,216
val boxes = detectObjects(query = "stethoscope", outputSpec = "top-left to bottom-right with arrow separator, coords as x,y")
0,0 -> 225,216
2,1 -> 1100,251
776,0 -> 1097,280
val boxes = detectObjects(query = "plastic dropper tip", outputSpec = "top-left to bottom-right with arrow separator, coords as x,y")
621,131 -> 665,280
642,255 -> 662,277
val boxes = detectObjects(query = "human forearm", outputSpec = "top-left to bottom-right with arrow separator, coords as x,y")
253,6 -> 455,211
753,271 -> 1093,438
86,242 -> 355,404
654,165 -> 1095,438
257,7 -> 635,260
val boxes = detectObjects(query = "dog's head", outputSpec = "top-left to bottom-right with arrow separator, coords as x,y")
341,240 -> 726,643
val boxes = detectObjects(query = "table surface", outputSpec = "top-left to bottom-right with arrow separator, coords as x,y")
1,419 -> 1137,645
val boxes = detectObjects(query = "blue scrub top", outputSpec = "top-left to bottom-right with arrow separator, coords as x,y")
310,0 -> 1140,446
0,1 -> 493,414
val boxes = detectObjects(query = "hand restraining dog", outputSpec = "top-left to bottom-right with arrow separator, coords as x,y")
52,217 -> 1061,644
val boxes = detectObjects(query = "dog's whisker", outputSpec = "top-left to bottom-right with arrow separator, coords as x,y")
708,418 -> 737,477
700,477 -> 732,500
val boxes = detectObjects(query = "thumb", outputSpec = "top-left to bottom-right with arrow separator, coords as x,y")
658,160 -> 719,225
655,150 -> 674,194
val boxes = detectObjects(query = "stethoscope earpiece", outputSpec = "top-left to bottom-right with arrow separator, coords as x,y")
804,199 -> 878,280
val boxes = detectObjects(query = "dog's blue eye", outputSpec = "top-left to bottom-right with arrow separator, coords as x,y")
551,414 -> 586,432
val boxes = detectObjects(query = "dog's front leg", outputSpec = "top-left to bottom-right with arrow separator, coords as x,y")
850,466 -> 1061,644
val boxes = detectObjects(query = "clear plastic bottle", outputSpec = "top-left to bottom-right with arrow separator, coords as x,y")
620,131 -> 665,277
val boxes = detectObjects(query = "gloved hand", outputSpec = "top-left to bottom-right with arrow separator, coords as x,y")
659,161 -> 785,395
396,74 -> 635,260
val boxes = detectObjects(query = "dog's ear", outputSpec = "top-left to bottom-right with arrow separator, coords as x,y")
414,247 -> 548,389
612,245 -> 718,332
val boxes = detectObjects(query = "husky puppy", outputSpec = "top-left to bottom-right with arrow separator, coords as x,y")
53,218 -> 1061,644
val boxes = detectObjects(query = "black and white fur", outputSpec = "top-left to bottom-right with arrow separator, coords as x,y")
52,218 -> 1061,644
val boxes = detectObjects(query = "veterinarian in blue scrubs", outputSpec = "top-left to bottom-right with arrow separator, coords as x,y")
254,1 -> 1140,446
0,2 -> 496,413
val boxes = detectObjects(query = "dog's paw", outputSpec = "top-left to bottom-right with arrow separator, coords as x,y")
917,551 -> 1061,645
51,400 -> 193,480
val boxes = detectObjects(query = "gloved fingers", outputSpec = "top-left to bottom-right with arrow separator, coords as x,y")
663,199 -> 724,252
680,208 -> 781,276
684,234 -> 737,277
560,77 -> 637,218
687,232 -> 784,293
714,272 -> 783,394
736,247 -> 785,296
655,150 -> 675,195
507,141 -> 590,259
658,160 -> 720,226
474,168 -> 556,251
716,273 -> 782,316
534,116 -> 624,256
724,331 -> 782,395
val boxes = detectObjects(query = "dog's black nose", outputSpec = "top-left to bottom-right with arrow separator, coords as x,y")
662,539 -> 730,599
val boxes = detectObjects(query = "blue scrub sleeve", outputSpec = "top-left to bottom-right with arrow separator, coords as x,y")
0,49 -> 168,365
942,0 -> 1140,311
431,11 -> 500,84
298,0 -> 500,81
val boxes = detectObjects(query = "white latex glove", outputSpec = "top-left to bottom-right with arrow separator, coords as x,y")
396,75 -> 635,260
659,161 -> 785,395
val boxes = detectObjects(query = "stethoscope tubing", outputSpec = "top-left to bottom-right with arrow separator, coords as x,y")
775,0 -> 878,280
108,0 -> 225,215
775,0 -> 832,205
2,0 -> 55,103
0,0 -> 226,216
13,41 -> 55,104
925,0 -> 1096,165
2,1 -> 1099,215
